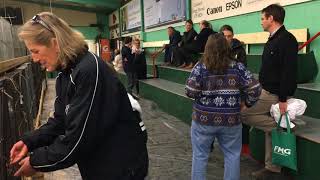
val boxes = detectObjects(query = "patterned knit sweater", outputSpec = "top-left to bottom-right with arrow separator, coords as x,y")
186,61 -> 261,126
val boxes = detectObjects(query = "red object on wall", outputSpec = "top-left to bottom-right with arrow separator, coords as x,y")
100,39 -> 111,62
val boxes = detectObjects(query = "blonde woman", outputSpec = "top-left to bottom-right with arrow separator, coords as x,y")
113,49 -> 123,72
9,12 -> 148,179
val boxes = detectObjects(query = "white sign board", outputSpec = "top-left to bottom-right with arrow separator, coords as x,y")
109,10 -> 119,27
121,0 -> 141,33
144,0 -> 186,29
192,0 -> 311,23
127,0 -> 141,29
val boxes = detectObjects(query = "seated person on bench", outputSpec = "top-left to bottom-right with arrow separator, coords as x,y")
172,19 -> 198,67
220,25 -> 247,66
175,20 -> 216,69
163,26 -> 181,66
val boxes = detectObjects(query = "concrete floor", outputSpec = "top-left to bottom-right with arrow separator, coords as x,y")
37,79 -> 291,180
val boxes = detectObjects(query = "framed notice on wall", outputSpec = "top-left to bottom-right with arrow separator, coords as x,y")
109,10 -> 119,27
144,0 -> 186,29
191,0 -> 312,23
120,0 -> 141,34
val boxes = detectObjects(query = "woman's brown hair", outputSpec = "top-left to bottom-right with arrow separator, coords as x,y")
201,33 -> 232,74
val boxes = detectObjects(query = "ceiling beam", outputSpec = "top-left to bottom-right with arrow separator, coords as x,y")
62,0 -> 120,9
12,0 -> 115,13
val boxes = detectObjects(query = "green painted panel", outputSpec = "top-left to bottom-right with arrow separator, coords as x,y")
96,13 -> 110,39
249,44 -> 264,54
246,52 -> 318,84
139,82 -> 193,124
148,53 -> 318,85
73,26 -> 99,40
157,67 -> 190,85
63,0 -> 120,9
293,137 -> 320,180
249,128 -> 265,162
246,54 -> 261,74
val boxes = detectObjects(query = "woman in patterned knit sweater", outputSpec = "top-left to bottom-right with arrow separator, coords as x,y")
186,33 -> 261,180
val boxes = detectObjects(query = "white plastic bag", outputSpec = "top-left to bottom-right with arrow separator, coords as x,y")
270,98 -> 307,128
127,93 -> 142,114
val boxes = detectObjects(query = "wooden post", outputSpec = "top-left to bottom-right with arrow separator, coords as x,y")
0,56 -> 31,74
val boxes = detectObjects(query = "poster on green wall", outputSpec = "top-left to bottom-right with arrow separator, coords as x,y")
144,0 -> 186,29
121,0 -> 141,34
192,0 -> 312,23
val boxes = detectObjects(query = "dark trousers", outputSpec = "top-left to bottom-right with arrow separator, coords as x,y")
127,72 -> 139,94
121,149 -> 149,180
164,46 -> 173,63
164,46 -> 178,63
174,44 -> 200,66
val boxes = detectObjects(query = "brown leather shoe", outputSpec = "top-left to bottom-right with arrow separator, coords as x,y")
178,63 -> 186,68
185,62 -> 194,69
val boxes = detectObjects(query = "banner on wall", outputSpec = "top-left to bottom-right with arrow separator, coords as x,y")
191,0 -> 312,23
121,0 -> 141,34
100,39 -> 111,62
144,0 -> 186,29
109,10 -> 119,27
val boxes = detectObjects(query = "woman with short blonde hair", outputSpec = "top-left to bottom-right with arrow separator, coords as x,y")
18,12 -> 87,70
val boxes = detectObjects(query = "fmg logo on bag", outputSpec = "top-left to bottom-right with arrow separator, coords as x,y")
274,146 -> 291,156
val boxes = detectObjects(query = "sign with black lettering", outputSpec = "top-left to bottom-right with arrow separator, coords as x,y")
192,0 -> 311,23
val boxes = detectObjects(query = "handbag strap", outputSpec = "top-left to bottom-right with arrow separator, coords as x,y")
277,112 -> 291,134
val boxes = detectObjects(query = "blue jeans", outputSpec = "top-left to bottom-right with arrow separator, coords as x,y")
191,121 -> 242,180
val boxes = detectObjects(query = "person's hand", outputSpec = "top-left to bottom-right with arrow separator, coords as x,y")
151,52 -> 157,59
10,141 -> 28,165
279,101 -> 288,115
240,102 -> 247,112
14,156 -> 36,177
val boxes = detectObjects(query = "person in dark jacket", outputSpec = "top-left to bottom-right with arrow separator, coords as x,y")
175,20 -> 216,69
132,39 -> 147,80
9,12 -> 148,180
163,26 -> 181,65
179,19 -> 198,47
241,4 -> 298,178
172,19 -> 198,66
122,36 -> 139,95
220,25 -> 247,66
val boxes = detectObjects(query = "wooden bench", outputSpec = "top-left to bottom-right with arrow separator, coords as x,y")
143,28 -> 308,53
234,28 -> 308,53
142,28 -> 310,78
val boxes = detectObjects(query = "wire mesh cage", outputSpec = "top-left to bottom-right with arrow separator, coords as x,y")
0,62 -> 45,180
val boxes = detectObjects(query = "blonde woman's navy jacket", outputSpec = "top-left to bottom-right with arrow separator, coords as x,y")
21,51 -> 148,179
